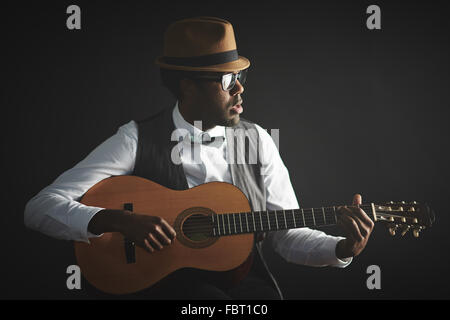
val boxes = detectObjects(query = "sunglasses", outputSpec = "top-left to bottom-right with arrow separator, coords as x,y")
190,68 -> 248,91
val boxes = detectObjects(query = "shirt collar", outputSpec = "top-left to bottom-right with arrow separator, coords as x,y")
172,101 -> 226,143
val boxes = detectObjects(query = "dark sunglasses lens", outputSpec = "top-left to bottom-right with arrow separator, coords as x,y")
221,69 -> 248,91
238,69 -> 248,85
222,73 -> 235,91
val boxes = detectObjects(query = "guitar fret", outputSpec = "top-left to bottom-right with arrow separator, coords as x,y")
212,215 -> 216,237
301,208 -> 305,226
283,210 -> 287,228
222,214 -> 226,235
217,214 -> 221,236
267,211 -> 271,230
227,214 -> 231,234
259,211 -> 264,231
322,207 -> 326,225
292,209 -> 297,228
252,212 -> 256,232
233,213 -> 237,234
252,212 -> 257,232
325,207 -> 334,225
333,206 -> 337,224
245,213 -> 249,233
275,210 -> 279,229
311,208 -> 316,226
239,212 -> 243,233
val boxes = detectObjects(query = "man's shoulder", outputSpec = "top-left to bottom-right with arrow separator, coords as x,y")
116,120 -> 138,141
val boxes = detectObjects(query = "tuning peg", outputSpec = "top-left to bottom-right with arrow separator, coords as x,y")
412,228 -> 421,238
388,224 -> 398,236
400,225 -> 411,236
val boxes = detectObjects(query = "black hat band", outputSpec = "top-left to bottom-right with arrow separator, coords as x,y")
162,50 -> 239,67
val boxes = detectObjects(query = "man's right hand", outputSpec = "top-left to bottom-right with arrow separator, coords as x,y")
88,209 -> 177,253
120,213 -> 177,253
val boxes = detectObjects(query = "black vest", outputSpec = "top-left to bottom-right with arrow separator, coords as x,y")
132,107 -> 283,299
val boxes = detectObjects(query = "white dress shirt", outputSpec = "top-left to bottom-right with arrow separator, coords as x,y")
24,102 -> 351,268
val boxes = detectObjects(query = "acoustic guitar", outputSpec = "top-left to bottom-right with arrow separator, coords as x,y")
74,175 -> 435,294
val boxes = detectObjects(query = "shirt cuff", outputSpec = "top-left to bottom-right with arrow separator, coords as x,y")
71,205 -> 105,243
325,236 -> 353,268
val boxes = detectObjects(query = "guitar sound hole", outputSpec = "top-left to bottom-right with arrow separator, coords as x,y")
182,214 -> 212,242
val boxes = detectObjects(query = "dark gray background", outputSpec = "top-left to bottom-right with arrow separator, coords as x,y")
2,0 -> 449,299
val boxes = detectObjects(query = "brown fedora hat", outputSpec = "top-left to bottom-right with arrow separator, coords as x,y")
155,16 -> 250,72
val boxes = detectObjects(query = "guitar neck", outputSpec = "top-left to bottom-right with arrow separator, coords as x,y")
212,204 -> 375,237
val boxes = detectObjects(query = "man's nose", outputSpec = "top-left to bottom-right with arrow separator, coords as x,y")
230,79 -> 244,95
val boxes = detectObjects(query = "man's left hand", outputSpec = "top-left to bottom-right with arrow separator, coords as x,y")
335,194 -> 375,259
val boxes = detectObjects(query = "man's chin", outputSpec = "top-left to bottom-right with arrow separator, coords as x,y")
224,114 -> 240,127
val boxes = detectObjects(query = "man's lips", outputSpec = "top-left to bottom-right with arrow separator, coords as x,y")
230,100 -> 243,114
233,99 -> 243,107
230,100 -> 243,109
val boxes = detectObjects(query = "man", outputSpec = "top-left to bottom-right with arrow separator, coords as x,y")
24,16 -> 374,299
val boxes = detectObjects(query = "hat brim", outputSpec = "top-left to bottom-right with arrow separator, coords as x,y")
155,55 -> 250,72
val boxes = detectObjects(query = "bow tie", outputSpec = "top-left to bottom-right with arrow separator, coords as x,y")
189,133 -> 224,145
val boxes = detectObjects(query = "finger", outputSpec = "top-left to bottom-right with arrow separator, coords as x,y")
160,219 -> 177,239
143,238 -> 155,253
148,233 -> 164,250
335,206 -> 349,226
338,212 -> 364,241
343,206 -> 371,237
346,210 -> 370,237
336,210 -> 357,243
352,194 -> 362,206
154,226 -> 172,245
348,206 -> 374,230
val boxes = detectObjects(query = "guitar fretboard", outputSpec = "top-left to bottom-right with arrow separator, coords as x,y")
211,204 -> 373,236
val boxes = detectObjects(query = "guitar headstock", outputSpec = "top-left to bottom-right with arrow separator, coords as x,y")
372,201 -> 435,238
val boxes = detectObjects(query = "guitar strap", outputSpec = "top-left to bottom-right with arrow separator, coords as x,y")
133,106 -> 283,299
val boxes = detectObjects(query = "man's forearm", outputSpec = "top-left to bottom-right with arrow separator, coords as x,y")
88,209 -> 131,235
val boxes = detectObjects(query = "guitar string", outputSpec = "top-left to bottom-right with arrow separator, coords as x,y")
180,210 -> 337,226
180,212 -> 336,227
177,205 -> 375,234
180,215 -> 339,234
180,220 -> 311,231
181,216 -> 415,236
179,206 -> 372,229
180,205 -> 371,220
159,205 -> 371,226
181,215 -> 416,234
181,220 -> 330,233
177,205 -> 372,225
179,205 -> 394,234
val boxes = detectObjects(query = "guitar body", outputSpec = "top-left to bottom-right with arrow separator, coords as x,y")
74,175 -> 435,295
74,175 -> 254,295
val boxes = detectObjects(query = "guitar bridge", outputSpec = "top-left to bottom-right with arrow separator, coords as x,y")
123,203 -> 136,264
